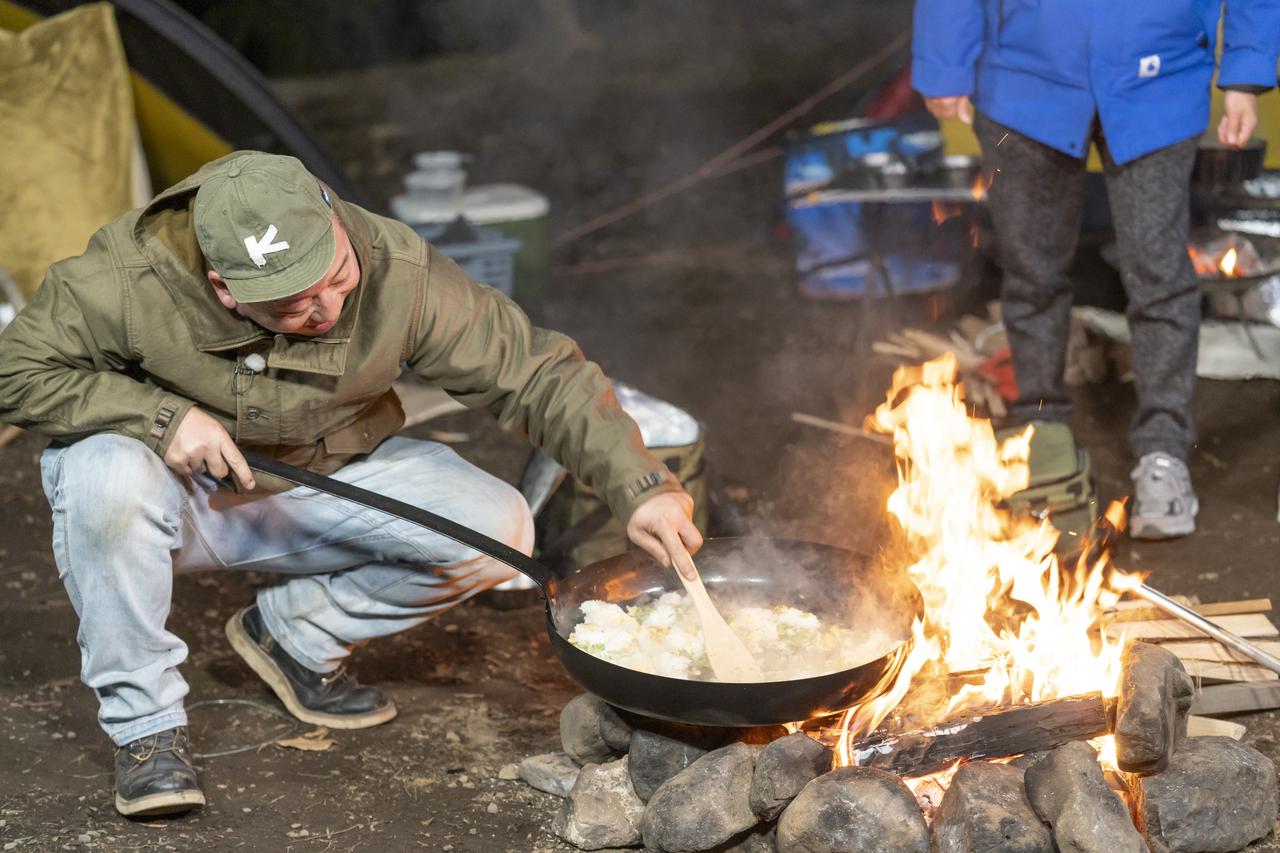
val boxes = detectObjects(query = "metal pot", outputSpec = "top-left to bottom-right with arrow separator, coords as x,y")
1193,139 -> 1266,188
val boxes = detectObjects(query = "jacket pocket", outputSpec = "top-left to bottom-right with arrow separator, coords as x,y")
321,390 -> 406,457
1126,0 -> 1213,69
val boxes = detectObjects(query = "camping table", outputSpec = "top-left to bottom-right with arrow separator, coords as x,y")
805,184 -> 986,299
796,182 -> 988,351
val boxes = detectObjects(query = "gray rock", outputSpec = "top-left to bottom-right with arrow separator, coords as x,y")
518,751 -> 581,797
930,762 -> 1053,853
554,756 -> 645,850
1023,741 -> 1145,853
641,742 -> 759,852
628,729 -> 708,802
776,766 -> 929,853
749,732 -> 833,821
1115,642 -> 1194,774
1007,750 -> 1050,771
719,822 -> 777,852
561,693 -> 632,765
1127,736 -> 1278,853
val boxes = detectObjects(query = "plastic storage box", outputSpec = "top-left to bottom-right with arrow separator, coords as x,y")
413,218 -> 522,298
394,183 -> 549,315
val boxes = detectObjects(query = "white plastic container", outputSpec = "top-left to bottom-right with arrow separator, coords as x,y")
391,151 -> 470,221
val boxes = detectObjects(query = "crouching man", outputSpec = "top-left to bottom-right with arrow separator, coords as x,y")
0,152 -> 701,817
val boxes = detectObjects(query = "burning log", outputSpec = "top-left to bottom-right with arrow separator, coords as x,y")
846,693 -> 1112,778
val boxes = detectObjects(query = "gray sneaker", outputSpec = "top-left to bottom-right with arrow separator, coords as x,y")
1129,452 -> 1198,540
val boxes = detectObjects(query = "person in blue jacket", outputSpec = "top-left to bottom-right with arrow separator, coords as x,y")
913,0 -> 1280,539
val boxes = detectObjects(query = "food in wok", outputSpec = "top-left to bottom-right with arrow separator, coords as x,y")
568,591 -> 895,682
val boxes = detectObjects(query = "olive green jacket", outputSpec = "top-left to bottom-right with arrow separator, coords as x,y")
0,154 -> 681,521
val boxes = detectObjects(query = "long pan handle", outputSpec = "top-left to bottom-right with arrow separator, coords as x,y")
239,449 -> 557,591
1131,583 -> 1280,676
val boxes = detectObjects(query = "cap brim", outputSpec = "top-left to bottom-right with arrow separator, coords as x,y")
222,225 -> 337,304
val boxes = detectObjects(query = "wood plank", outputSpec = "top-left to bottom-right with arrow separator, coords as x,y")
1103,598 -> 1271,625
1189,682 -> 1280,716
1187,715 -> 1247,740
1102,613 -> 1278,641
1161,639 -> 1280,665
1180,659 -> 1279,683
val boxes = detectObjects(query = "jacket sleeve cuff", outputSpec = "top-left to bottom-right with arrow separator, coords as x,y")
608,467 -> 685,524
143,394 -> 196,458
911,59 -> 976,98
1218,49 -> 1279,91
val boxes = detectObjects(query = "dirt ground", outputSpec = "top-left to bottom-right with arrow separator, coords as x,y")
3,3 -> 1279,850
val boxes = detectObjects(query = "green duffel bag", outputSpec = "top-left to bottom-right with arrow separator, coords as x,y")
997,421 -> 1098,555
537,432 -> 709,572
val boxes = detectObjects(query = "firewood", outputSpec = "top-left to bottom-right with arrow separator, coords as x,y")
1102,613 -> 1278,642
901,329 -> 983,370
1160,639 -> 1280,665
1188,682 -> 1280,716
1180,659 -> 1278,683
1186,715 -> 1246,740
790,413 -> 893,446
1104,598 -> 1271,625
954,315 -> 991,344
948,330 -> 979,358
846,693 -> 1112,777
871,341 -> 920,359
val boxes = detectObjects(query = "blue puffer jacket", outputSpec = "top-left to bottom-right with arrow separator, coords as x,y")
912,0 -> 1280,164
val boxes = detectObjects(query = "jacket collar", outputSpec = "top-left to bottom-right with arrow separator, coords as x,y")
131,152 -> 372,376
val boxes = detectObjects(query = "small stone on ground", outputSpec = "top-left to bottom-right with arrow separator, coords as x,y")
520,751 -> 582,798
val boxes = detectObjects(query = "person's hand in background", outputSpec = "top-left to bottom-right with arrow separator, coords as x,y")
925,96 -> 974,125
1219,90 -> 1259,148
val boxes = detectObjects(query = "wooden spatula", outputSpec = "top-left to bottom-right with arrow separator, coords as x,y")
674,553 -> 764,682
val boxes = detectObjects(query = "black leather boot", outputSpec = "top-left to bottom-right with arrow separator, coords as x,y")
114,727 -> 205,817
225,604 -> 397,729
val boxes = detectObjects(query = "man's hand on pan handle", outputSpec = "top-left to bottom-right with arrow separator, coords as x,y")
163,406 -> 256,490
626,491 -> 704,580
924,96 -> 973,125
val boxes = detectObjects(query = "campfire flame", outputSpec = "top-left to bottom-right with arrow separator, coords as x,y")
831,355 -> 1138,772
970,171 -> 992,201
931,200 -> 963,226
1188,241 -> 1246,279
1221,247 -> 1239,277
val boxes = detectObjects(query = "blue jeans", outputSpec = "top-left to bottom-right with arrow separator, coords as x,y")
40,434 -> 531,746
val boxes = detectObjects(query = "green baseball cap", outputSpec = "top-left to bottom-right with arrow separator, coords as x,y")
193,153 -> 337,303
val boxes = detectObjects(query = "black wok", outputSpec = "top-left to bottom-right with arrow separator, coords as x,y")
241,450 -> 923,727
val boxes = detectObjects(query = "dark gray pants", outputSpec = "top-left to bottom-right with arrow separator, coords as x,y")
974,113 -> 1200,460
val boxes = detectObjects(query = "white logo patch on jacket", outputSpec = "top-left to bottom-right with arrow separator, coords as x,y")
244,225 -> 290,267
1139,54 -> 1161,78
